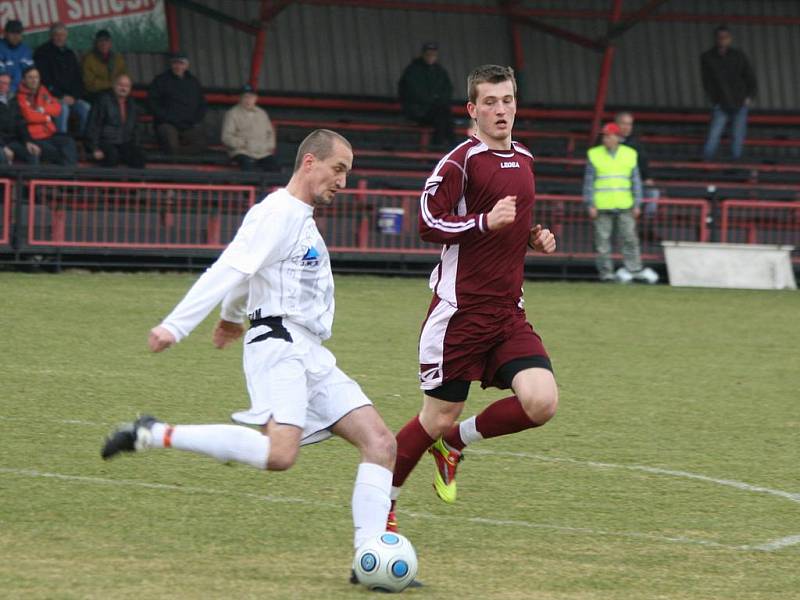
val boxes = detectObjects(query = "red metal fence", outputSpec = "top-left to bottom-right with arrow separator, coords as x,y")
9,180 -> 797,265
0,178 -> 10,246
720,200 -> 800,261
27,180 -> 257,249
533,195 -> 709,259
317,190 -> 711,260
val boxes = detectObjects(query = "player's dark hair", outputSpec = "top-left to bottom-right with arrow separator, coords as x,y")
293,129 -> 352,172
467,65 -> 517,104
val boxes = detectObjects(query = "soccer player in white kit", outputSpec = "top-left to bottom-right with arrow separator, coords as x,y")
101,129 -> 396,561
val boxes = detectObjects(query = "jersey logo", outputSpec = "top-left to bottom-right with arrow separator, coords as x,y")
500,161 -> 520,169
300,246 -> 320,267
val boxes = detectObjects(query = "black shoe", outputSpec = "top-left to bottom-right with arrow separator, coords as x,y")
101,414 -> 158,460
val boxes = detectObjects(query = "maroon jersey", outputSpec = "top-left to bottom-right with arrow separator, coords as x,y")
419,136 -> 535,308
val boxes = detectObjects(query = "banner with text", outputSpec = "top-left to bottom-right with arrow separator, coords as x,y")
1,0 -> 167,52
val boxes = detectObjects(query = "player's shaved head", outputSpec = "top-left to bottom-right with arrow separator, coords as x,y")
467,65 -> 517,104
294,129 -> 353,172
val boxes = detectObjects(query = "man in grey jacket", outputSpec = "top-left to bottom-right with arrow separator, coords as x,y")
221,84 -> 278,171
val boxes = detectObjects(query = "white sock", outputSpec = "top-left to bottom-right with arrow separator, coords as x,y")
459,416 -> 484,447
390,486 -> 402,501
148,423 -> 269,470
352,462 -> 392,549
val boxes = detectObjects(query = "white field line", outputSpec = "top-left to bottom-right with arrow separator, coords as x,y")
747,535 -> 800,552
468,449 -> 800,504
0,466 -> 742,552
3,416 -> 799,552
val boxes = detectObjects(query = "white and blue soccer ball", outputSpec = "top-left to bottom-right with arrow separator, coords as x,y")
352,532 -> 418,593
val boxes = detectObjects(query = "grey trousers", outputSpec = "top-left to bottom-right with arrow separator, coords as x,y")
593,209 -> 643,278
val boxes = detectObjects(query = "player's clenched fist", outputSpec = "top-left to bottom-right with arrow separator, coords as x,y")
148,325 -> 177,353
529,224 -> 556,254
212,319 -> 245,349
487,195 -> 517,230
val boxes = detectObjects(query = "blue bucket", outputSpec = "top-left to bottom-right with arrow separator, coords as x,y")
377,207 -> 404,234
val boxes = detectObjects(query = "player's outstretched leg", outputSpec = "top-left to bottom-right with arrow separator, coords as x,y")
101,415 -> 270,470
435,368 -> 558,503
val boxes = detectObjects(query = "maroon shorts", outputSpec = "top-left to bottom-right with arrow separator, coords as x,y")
418,295 -> 550,392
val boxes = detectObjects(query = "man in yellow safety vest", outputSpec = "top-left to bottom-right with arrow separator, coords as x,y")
583,122 -> 658,283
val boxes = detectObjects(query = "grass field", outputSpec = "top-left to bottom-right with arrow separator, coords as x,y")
1,271 -> 798,599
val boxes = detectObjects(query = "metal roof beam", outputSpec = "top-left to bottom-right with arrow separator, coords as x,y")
605,0 -> 672,41
166,0 -> 261,36
294,1 -> 800,26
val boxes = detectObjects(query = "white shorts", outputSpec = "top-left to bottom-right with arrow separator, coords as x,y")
231,319 -> 371,446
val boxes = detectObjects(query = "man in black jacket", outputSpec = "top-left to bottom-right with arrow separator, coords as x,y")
0,71 -> 34,164
700,26 -> 757,161
147,52 -> 207,155
398,42 -> 455,147
33,23 -> 90,135
86,74 -> 145,168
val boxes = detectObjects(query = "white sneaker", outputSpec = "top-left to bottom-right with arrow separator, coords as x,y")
633,267 -> 659,284
615,267 -> 634,284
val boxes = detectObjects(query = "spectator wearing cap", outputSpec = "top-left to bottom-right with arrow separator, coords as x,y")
147,52 -> 207,155
34,22 -> 90,135
86,73 -> 145,168
398,42 -> 455,147
16,65 -> 77,165
584,122 -> 657,284
221,84 -> 277,171
0,19 -> 34,92
0,70 -> 35,164
82,29 -> 127,102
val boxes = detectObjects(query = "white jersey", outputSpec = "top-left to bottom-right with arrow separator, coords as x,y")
159,188 -> 334,343
219,188 -> 334,340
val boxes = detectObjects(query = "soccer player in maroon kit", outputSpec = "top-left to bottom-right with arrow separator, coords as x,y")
388,65 -> 558,527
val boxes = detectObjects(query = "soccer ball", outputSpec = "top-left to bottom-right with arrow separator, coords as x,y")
352,532 -> 418,593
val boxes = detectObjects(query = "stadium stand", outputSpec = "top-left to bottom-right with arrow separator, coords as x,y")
1,1 -> 798,278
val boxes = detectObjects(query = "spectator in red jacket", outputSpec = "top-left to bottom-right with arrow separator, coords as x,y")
16,65 -> 77,165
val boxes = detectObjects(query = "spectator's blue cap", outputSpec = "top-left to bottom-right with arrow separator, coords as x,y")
241,83 -> 255,94
4,20 -> 23,34
422,41 -> 438,52
95,29 -> 111,41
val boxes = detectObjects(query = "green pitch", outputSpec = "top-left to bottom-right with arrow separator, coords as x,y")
1,272 -> 798,599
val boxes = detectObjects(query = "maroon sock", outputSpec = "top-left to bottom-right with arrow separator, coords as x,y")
476,395 -> 540,438
392,415 -> 435,488
442,396 -> 539,451
442,423 -> 466,451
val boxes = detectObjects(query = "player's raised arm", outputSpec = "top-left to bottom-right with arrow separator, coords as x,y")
419,159 -> 490,244
153,261 -> 249,352
151,201 -> 294,352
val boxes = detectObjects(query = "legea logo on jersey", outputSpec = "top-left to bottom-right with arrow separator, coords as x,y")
300,246 -> 320,267
500,161 -> 520,169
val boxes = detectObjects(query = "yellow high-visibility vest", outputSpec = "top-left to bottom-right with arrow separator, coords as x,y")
587,144 -> 638,210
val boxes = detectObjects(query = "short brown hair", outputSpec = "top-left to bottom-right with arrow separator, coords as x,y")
293,129 -> 352,172
467,64 -> 517,104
